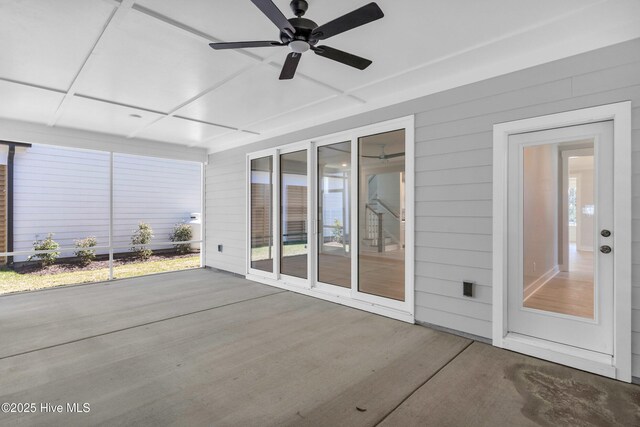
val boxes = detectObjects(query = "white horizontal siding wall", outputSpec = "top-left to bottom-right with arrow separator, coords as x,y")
113,154 -> 202,248
13,145 -> 201,259
14,145 -> 110,255
205,38 -> 640,376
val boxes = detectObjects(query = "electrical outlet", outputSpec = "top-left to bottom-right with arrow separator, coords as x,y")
463,281 -> 473,297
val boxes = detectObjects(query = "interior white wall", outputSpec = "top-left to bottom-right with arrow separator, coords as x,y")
522,144 -> 558,289
577,168 -> 595,251
204,38 -> 640,376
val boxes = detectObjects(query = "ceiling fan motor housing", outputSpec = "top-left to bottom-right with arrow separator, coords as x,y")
280,17 -> 319,46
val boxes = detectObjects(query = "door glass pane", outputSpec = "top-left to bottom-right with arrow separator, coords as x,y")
280,150 -> 308,279
358,130 -> 405,301
250,156 -> 274,272
522,142 -> 594,318
318,142 -> 351,287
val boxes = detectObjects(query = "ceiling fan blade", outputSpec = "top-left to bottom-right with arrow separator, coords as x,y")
250,0 -> 295,37
385,152 -> 405,159
311,2 -> 383,40
279,53 -> 302,80
312,45 -> 372,70
210,41 -> 283,50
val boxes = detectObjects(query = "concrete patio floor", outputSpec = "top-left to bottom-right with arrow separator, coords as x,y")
0,269 -> 638,426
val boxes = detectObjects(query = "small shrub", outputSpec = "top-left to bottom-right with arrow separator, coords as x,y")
131,222 -> 154,260
28,233 -> 60,267
74,236 -> 97,266
170,223 -> 193,255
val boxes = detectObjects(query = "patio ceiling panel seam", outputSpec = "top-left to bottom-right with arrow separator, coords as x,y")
48,1 -> 136,127
126,3 -> 356,141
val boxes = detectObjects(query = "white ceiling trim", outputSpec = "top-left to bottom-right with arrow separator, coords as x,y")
189,92 -> 344,148
0,77 -> 66,95
0,117 -> 206,162
47,1 -> 134,126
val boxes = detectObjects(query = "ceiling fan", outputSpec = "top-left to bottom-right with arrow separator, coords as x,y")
362,144 -> 405,160
209,0 -> 384,80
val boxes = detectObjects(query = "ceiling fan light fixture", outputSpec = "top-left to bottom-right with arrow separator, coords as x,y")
289,40 -> 310,53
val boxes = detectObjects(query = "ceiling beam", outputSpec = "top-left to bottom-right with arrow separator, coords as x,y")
48,0 -> 137,127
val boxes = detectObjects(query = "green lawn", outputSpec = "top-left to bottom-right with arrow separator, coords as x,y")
0,256 -> 200,295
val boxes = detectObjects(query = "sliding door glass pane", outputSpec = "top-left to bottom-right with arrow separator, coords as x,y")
318,142 -> 351,287
358,130 -> 406,301
250,156 -> 274,272
280,150 -> 308,279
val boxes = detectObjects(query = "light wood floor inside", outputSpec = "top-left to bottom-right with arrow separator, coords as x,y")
524,244 -> 594,318
254,251 -> 405,301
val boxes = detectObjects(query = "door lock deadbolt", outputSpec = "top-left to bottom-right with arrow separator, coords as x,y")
600,245 -> 612,254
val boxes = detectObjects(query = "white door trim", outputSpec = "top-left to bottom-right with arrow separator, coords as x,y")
492,102 -> 632,382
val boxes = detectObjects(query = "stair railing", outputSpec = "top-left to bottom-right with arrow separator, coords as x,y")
365,204 -> 384,252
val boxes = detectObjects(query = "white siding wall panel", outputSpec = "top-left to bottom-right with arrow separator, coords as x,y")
13,146 -> 202,259
112,154 -> 201,248
204,39 -> 640,376
14,145 -> 110,253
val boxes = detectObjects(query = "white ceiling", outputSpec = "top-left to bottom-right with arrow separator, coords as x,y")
1,0 -> 639,153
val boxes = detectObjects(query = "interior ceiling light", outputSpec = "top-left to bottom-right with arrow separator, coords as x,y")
210,0 -> 384,80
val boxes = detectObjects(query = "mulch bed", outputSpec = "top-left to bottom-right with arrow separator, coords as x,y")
15,253 -> 198,276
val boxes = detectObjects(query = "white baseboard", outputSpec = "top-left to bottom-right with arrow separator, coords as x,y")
523,266 -> 560,301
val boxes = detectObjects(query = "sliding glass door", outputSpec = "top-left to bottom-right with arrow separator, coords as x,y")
358,130 -> 406,301
317,141 -> 351,288
249,156 -> 274,274
246,117 -> 414,321
280,149 -> 308,279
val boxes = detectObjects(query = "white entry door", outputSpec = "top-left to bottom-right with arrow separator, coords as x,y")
507,121 -> 614,355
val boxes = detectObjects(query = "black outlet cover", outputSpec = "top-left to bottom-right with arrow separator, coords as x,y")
218,244 -> 223,252
463,281 -> 473,297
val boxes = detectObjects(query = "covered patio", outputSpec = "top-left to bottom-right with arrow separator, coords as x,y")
1,269 -> 638,426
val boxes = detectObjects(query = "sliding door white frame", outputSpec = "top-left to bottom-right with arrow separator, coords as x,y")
246,148 -> 278,280
245,116 -> 415,323
278,141 -> 312,289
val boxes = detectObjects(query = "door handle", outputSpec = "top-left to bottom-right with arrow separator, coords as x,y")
601,229 -> 611,237
600,245 -> 612,254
